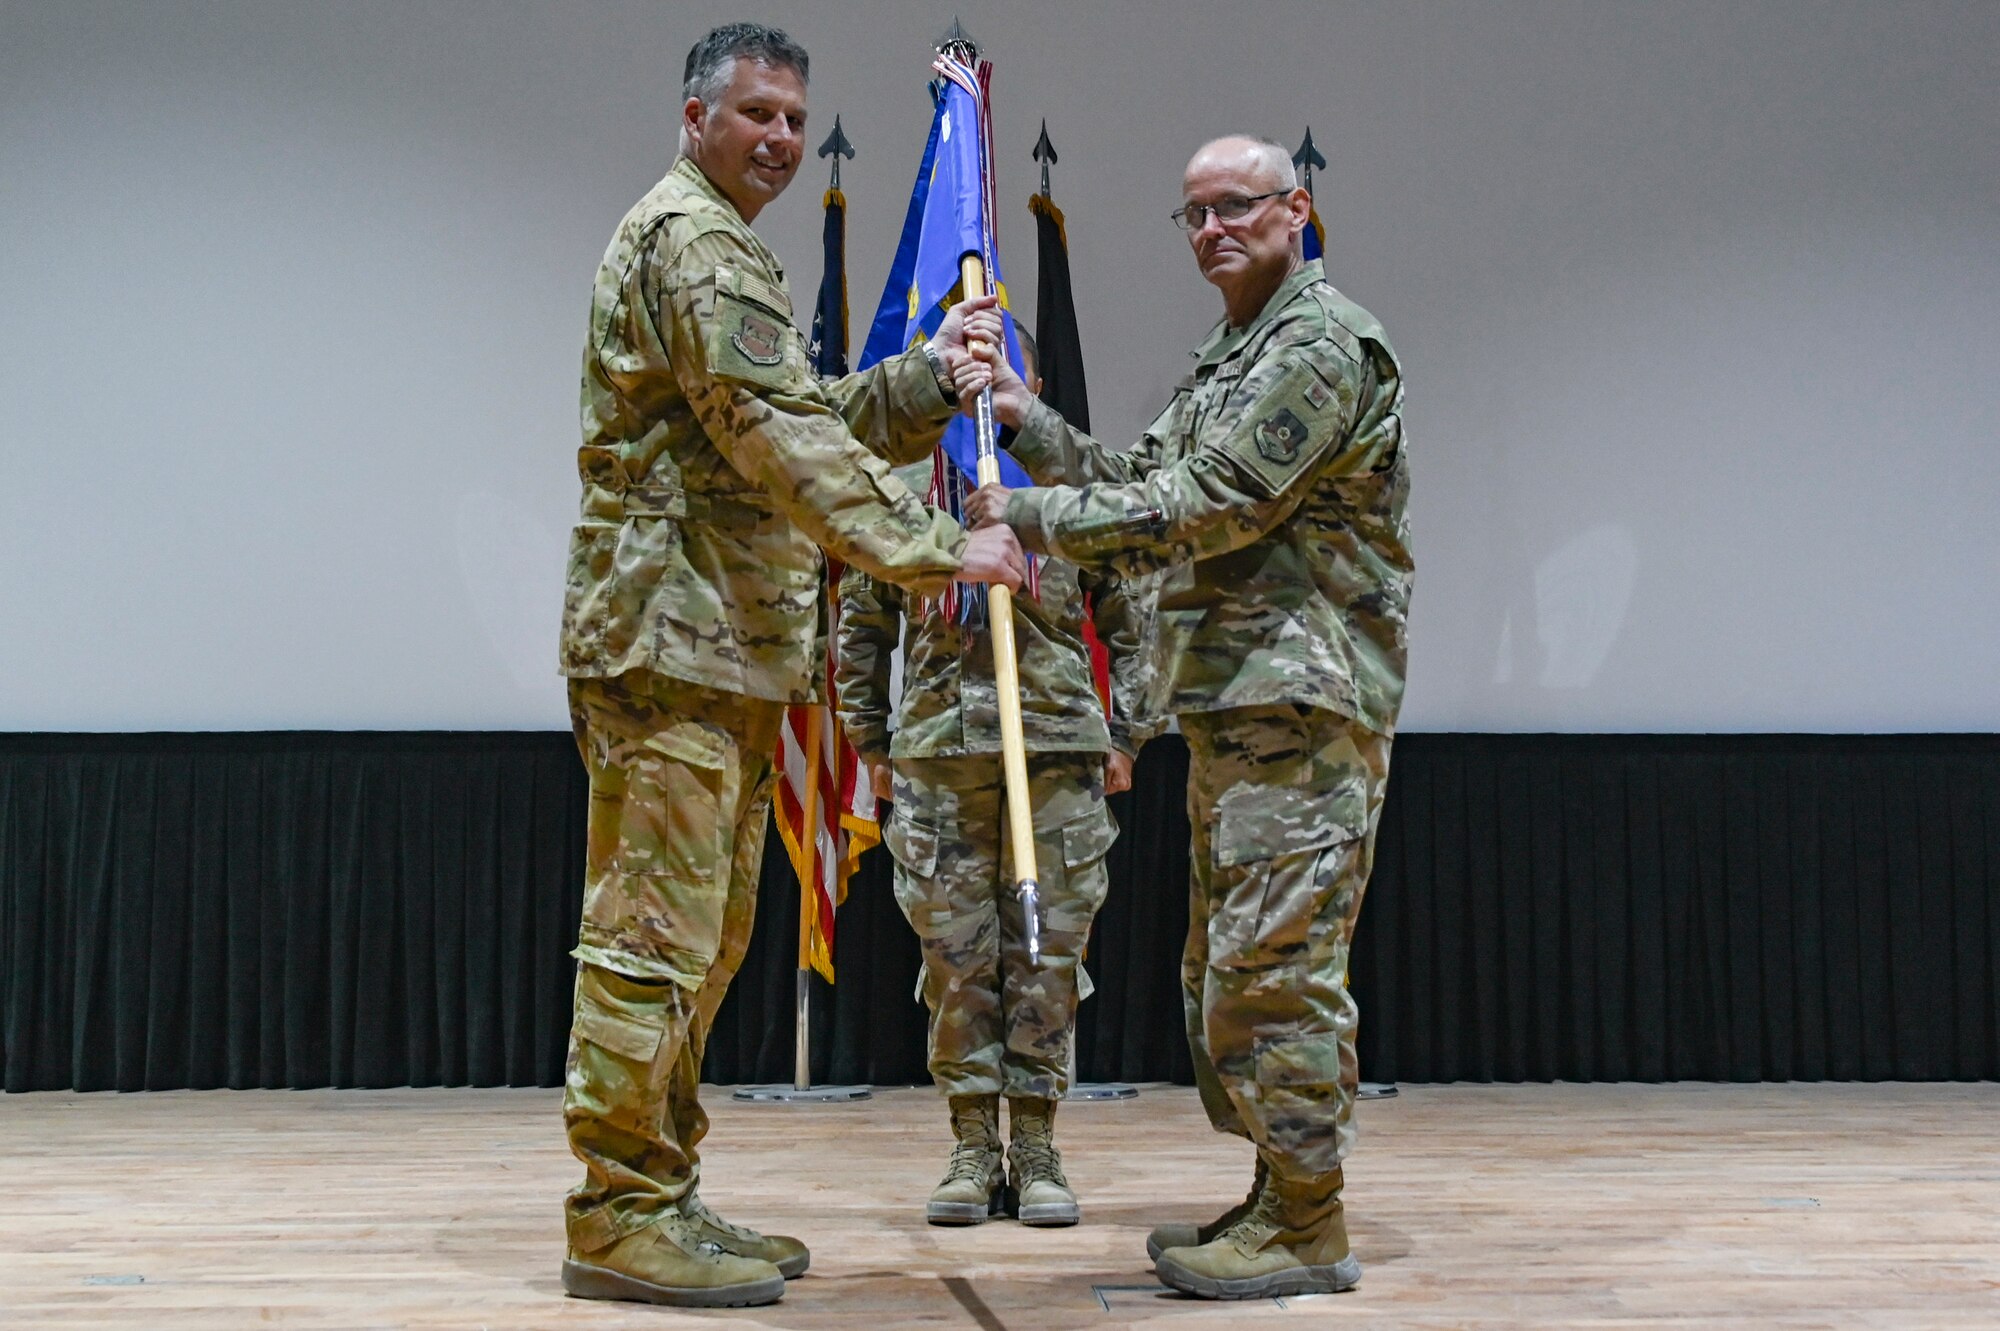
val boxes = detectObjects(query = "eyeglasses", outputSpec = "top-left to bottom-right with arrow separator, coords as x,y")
1169,191 -> 1288,232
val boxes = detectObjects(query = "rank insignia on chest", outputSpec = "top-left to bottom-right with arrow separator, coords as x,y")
732,312 -> 785,366
1254,406 -> 1309,464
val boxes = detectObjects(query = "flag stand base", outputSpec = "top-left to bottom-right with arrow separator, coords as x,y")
732,1083 -> 872,1103
732,969 -> 871,1103
1358,1082 -> 1399,1100
1069,1082 -> 1138,1101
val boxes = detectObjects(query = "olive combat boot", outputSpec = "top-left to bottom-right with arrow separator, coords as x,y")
680,1191 -> 810,1279
561,1210 -> 785,1308
927,1095 -> 1005,1225
1145,1155 -> 1268,1261
1006,1096 -> 1080,1227
1153,1167 -> 1360,1300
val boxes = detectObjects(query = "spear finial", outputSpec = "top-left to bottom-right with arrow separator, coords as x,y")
1032,120 -> 1057,197
1292,127 -> 1326,197
937,16 -> 978,61
817,115 -> 855,190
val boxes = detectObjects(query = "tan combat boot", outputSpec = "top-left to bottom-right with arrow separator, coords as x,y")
1006,1096 -> 1080,1227
561,1210 -> 785,1308
1145,1154 -> 1268,1260
927,1095 -> 1005,1225
681,1191 -> 810,1279
1152,1167 -> 1360,1300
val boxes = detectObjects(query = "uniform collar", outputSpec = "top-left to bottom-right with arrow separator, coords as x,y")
673,155 -> 743,212
669,156 -> 783,276
1192,258 -> 1326,369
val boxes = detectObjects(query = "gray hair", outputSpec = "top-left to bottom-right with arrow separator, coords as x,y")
682,22 -> 809,108
678,23 -> 809,156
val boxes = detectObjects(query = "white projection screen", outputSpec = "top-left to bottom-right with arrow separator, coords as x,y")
3,0 -> 1996,733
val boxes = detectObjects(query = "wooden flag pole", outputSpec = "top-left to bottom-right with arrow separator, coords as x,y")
959,251 -> 1043,966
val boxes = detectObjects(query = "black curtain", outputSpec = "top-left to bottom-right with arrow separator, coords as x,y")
0,733 -> 583,1091
1362,735 -> 2000,1082
4,732 -> 1996,1092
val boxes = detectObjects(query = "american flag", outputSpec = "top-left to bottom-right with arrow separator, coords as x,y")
771,171 -> 878,983
773,568 -> 879,983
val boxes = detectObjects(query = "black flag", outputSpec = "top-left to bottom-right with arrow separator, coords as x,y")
808,185 -> 849,377
1028,170 -> 1112,702
1028,192 -> 1089,432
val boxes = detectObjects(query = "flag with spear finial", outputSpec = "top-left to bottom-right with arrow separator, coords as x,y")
1027,120 -> 1113,711
807,116 -> 855,376
858,19 -> 1038,627
1028,120 -> 1088,433
775,116 -> 876,985
1294,127 -> 1327,261
854,19 -> 1048,966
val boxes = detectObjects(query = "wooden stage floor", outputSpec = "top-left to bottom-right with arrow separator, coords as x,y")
2,1083 -> 1995,1329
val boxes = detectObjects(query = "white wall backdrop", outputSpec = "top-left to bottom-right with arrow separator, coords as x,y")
4,1 -> 1996,732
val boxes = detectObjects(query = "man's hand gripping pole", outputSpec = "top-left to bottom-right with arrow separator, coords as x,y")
959,253 -> 1042,966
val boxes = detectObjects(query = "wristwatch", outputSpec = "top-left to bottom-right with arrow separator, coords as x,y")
920,342 -> 959,407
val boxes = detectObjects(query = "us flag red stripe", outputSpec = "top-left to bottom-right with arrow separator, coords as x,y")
772,560 -> 879,982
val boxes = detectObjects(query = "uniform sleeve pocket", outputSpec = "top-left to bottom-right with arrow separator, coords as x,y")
1217,358 -> 1351,501
707,289 -> 801,391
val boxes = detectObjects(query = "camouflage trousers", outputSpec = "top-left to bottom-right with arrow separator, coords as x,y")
883,752 -> 1119,1099
560,669 -> 783,1254
1179,705 -> 1392,1183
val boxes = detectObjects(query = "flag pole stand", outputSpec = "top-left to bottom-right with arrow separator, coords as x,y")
732,965 -> 870,1103
736,708 -> 869,1105
1358,1083 -> 1399,1100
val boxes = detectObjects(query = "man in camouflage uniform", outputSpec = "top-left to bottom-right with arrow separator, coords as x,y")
556,23 -> 1023,1309
835,333 -> 1157,1230
965,135 -> 1412,1300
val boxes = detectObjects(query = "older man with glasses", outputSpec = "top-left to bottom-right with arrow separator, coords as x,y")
964,134 -> 1414,1301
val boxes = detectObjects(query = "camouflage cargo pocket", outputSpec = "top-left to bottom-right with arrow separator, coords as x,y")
573,971 -> 670,1063
1255,1029 -> 1343,1089
1045,805 -> 1118,933
608,721 -> 726,880
1209,779 -> 1362,971
1212,759 -> 1365,870
1060,804 -> 1119,869
885,811 -> 953,939
883,808 -> 940,877
566,966 -> 673,1134
579,716 -> 729,980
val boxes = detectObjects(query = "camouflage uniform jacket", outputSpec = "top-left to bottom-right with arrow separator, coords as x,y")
1001,260 -> 1412,733
836,463 -> 1158,762
560,157 -> 969,704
